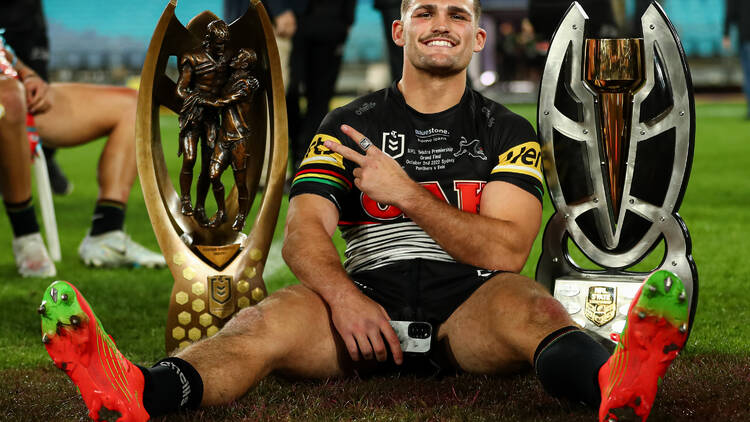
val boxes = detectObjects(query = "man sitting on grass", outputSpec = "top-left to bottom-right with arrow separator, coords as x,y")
0,33 -> 165,276
38,1 -> 690,421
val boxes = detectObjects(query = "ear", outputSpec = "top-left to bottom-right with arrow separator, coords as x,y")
392,19 -> 405,47
473,28 -> 487,53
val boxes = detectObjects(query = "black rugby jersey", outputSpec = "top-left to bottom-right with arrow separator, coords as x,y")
289,82 -> 544,275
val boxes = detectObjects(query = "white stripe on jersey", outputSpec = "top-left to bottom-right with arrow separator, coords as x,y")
341,221 -> 455,273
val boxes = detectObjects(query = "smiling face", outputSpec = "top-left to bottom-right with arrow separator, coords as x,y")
394,0 -> 486,77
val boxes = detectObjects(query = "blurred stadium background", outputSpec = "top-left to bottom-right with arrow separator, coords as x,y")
45,0 -> 744,102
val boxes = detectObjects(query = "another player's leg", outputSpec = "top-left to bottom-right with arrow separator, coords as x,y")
39,281 -> 149,421
34,83 -> 165,268
598,270 -> 689,422
0,77 -> 55,277
439,272 -> 610,407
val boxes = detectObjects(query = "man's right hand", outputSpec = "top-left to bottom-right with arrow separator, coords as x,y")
328,289 -> 404,365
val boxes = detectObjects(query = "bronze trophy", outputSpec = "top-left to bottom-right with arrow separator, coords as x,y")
536,2 -> 697,346
136,0 -> 287,353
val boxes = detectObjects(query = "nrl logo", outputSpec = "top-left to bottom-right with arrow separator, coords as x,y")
585,286 -> 617,326
382,131 -> 405,159
209,275 -> 232,305
453,137 -> 487,160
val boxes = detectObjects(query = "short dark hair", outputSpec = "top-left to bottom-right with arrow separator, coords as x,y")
400,0 -> 482,22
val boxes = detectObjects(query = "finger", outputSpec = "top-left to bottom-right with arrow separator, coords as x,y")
380,320 -> 404,365
352,168 -> 362,179
354,333 -> 374,360
368,328 -> 388,362
340,124 -> 366,144
340,124 -> 382,155
324,140 -> 365,166
342,335 -> 360,362
28,97 -> 43,114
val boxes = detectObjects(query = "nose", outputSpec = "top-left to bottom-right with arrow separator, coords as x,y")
431,11 -> 450,33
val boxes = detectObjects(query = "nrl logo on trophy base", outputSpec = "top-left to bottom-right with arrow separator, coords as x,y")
136,0 -> 287,353
536,1 -> 698,346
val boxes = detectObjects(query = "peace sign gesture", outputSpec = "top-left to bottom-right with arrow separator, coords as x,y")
324,125 -> 420,208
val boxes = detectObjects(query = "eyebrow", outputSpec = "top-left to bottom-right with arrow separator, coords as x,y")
413,4 -> 472,16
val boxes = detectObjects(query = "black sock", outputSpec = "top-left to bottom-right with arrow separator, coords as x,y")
137,357 -> 204,417
533,326 -> 611,408
90,200 -> 126,236
4,197 -> 40,237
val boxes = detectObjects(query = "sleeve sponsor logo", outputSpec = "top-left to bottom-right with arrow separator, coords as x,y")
300,134 -> 345,169
491,141 -> 543,183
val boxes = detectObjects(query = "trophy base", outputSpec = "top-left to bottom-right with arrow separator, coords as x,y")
553,275 -> 644,344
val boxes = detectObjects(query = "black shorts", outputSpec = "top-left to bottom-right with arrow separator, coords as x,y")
351,259 -> 498,326
351,259 -> 499,377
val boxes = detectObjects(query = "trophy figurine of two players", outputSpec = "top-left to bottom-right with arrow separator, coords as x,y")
536,1 -> 698,346
136,0 -> 287,353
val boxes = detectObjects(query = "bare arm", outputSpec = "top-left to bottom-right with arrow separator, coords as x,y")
282,193 -> 403,364
399,179 -> 541,273
326,124 -> 541,273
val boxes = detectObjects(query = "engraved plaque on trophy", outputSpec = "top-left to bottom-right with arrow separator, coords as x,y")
136,0 -> 288,353
536,1 -> 698,345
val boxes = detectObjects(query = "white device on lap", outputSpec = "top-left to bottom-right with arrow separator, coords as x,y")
389,321 -> 432,354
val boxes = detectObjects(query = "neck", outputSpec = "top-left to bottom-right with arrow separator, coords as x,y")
397,67 -> 467,114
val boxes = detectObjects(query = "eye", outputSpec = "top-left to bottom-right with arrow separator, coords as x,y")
451,13 -> 468,20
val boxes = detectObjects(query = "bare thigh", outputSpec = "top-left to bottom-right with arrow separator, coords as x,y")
437,273 -> 575,374
33,83 -> 136,147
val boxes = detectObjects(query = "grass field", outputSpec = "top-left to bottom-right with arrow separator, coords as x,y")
0,101 -> 748,421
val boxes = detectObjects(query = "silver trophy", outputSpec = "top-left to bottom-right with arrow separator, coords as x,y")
536,1 -> 697,346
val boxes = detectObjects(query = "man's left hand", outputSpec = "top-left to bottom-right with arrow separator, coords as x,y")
325,124 -> 421,207
23,75 -> 51,115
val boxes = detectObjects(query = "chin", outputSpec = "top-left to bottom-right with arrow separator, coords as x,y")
414,59 -> 465,77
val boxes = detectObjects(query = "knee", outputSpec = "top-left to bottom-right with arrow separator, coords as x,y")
114,87 -> 137,120
220,306 -> 267,339
527,294 -> 571,328
0,80 -> 27,125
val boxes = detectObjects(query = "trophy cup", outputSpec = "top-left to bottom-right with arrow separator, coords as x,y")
136,0 -> 287,353
536,2 -> 697,345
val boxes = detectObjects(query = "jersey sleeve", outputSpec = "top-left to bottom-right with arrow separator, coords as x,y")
288,107 -> 360,212
488,113 -> 545,202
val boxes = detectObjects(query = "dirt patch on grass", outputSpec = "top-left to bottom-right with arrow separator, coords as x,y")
1,354 -> 747,421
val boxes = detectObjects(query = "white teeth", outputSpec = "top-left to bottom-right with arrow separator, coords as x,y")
427,40 -> 452,47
